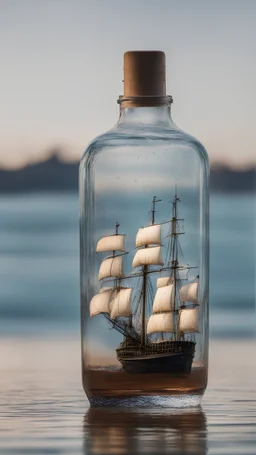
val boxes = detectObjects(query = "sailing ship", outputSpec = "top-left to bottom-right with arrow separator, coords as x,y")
89,191 -> 200,374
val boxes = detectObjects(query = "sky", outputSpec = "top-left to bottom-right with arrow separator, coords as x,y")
0,0 -> 255,169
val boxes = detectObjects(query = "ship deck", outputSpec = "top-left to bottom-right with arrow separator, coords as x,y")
117,340 -> 195,359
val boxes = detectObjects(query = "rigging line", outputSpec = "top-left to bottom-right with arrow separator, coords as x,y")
160,218 -> 184,226
147,277 -> 154,308
165,220 -> 172,265
133,278 -> 143,315
135,277 -> 144,312
177,238 -> 184,258
104,315 -> 133,339
165,226 -> 173,266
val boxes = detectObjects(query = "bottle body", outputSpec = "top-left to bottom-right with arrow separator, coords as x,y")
80,105 -> 209,407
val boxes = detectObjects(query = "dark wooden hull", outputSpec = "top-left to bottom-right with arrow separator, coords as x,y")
117,340 -> 195,374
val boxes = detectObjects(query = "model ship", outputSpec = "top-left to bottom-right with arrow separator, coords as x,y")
89,191 -> 200,374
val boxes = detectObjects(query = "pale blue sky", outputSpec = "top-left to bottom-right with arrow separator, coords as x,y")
0,0 -> 255,168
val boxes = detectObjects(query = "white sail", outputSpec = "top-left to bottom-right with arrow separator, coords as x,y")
147,313 -> 174,334
157,276 -> 173,288
99,287 -> 113,293
179,282 -> 199,305
98,255 -> 124,281
136,224 -> 161,248
152,285 -> 175,313
96,235 -> 125,253
110,288 -> 133,319
132,246 -> 163,268
179,308 -> 200,333
90,289 -> 113,317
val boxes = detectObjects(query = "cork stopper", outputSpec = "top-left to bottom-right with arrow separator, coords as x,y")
124,51 -> 166,97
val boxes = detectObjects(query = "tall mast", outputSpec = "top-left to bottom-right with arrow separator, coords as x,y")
151,196 -> 162,225
170,188 -> 181,340
141,264 -> 147,346
141,196 -> 161,346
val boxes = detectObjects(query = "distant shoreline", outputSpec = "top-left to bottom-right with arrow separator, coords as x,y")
0,155 -> 255,194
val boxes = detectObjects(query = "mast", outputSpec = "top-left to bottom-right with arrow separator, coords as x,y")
169,190 -> 200,339
133,196 -> 162,346
141,263 -> 147,346
141,197 -> 161,346
170,188 -> 181,340
90,223 -> 136,339
146,189 -> 200,341
151,196 -> 162,225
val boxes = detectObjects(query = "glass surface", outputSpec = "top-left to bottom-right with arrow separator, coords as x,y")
79,98 -> 209,406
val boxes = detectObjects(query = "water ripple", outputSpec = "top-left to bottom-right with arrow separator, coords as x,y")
0,337 -> 255,454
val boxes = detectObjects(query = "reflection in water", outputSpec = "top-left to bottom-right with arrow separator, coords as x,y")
83,407 -> 207,454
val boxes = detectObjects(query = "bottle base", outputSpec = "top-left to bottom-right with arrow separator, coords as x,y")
88,393 -> 203,408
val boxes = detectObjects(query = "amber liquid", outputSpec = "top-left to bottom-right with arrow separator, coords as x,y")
83,366 -> 207,401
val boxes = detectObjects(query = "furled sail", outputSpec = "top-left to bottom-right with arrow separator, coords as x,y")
90,289 -> 113,317
110,288 -> 133,320
98,255 -> 124,281
157,276 -> 173,288
136,224 -> 161,248
132,246 -> 163,268
96,235 -> 125,253
179,308 -> 199,333
179,282 -> 199,305
152,284 -> 175,313
147,313 -> 174,334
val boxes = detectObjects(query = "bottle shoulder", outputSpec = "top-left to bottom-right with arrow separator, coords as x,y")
171,124 -> 210,171
80,128 -> 115,165
80,122 -> 209,172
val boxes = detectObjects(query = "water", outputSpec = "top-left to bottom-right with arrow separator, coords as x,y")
0,192 -> 255,454
0,192 -> 254,337
0,337 -> 255,454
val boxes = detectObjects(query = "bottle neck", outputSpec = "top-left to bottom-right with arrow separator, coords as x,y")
117,96 -> 174,128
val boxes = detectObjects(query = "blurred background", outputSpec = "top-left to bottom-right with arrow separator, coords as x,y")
0,0 -> 255,341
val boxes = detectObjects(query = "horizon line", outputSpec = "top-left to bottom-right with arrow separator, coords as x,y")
0,152 -> 255,172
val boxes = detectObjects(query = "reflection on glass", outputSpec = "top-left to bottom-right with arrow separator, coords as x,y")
83,407 -> 207,455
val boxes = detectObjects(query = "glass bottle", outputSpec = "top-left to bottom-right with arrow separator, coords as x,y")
79,51 -> 209,407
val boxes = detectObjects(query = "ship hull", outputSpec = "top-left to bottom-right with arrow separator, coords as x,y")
117,340 -> 195,374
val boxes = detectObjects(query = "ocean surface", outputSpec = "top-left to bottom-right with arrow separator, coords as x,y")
0,337 -> 255,455
0,192 -> 254,337
0,192 -> 255,454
